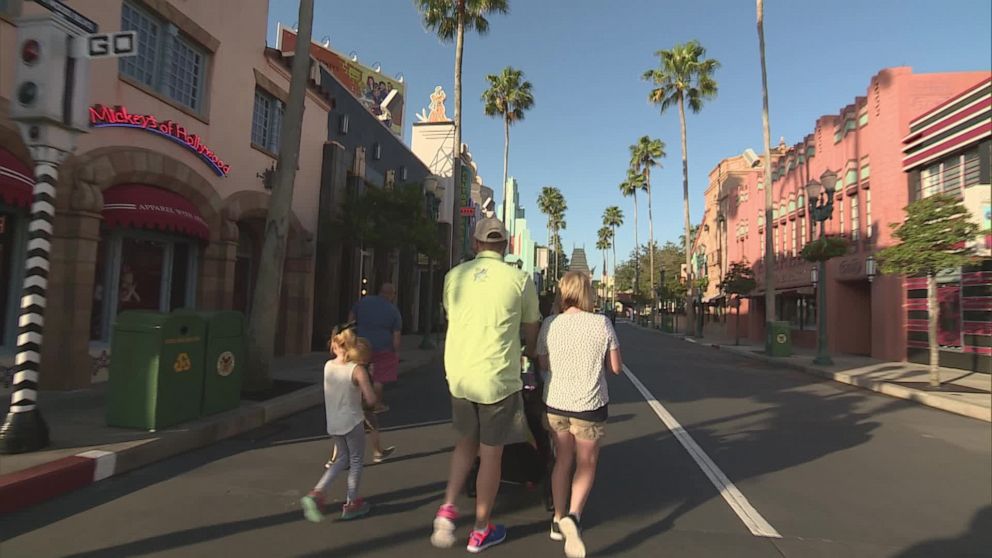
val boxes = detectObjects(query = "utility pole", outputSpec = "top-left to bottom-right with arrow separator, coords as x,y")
243,0 -> 314,392
1,14 -> 91,453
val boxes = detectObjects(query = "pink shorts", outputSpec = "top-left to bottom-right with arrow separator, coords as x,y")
370,351 -> 399,384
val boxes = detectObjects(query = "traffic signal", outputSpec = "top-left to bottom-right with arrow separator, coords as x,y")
10,16 -> 89,136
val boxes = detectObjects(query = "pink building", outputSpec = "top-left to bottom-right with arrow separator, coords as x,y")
710,67 -> 988,367
0,0 -> 332,389
901,77 -> 990,373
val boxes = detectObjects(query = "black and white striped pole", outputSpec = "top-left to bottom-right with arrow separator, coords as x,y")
0,15 -> 89,454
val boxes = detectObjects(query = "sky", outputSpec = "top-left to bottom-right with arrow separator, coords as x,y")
266,0 -> 991,264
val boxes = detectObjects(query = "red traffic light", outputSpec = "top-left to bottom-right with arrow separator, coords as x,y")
21,39 -> 40,65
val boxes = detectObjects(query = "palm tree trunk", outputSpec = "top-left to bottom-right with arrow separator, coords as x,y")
244,0 -> 314,391
679,97 -> 695,336
758,0 -> 776,344
611,225 -> 617,311
502,116 -> 510,226
451,2 -> 465,265
633,191 -> 640,303
647,167 -> 656,323
927,272 -> 940,386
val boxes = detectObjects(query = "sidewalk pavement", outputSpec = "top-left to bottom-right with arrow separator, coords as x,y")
0,334 -> 440,514
622,320 -> 991,423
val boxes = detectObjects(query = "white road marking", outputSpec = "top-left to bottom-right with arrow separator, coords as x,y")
622,364 -> 782,538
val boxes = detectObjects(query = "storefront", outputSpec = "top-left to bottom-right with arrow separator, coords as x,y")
0,148 -> 30,356
89,184 -> 208,341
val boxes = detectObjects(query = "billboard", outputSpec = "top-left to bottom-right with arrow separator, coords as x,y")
278,25 -> 405,136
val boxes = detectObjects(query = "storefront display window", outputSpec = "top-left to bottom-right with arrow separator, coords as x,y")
777,293 -> 816,331
0,210 -> 25,348
90,231 -> 199,341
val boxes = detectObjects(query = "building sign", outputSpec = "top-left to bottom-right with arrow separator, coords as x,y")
88,105 -> 231,177
279,27 -> 405,136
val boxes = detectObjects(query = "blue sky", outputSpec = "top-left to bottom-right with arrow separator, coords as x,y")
266,0 -> 991,263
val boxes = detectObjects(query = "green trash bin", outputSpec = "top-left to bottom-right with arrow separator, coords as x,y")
106,311 -> 206,430
662,315 -> 674,333
767,321 -> 792,357
197,310 -> 246,416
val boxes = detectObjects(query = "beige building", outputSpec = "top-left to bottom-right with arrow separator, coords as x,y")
0,0 -> 330,389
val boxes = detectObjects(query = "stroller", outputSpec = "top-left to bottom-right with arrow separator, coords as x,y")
466,359 -> 555,511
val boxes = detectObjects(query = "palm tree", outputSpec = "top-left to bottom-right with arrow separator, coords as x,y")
619,168 -> 646,301
602,206 -> 624,310
630,136 -> 666,317
482,66 -> 534,223
644,40 -> 720,336
538,186 -> 567,284
596,226 -> 612,303
757,0 -> 776,344
418,0 -> 509,231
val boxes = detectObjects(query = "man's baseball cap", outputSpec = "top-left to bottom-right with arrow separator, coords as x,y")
473,217 -> 508,243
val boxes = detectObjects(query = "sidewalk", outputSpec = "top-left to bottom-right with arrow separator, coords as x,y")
623,320 -> 991,422
0,334 -> 440,514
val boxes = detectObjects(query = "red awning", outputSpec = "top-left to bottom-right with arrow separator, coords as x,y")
0,148 -> 33,209
102,184 -> 210,240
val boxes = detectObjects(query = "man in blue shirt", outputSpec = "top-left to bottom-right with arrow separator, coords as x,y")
328,283 -> 401,468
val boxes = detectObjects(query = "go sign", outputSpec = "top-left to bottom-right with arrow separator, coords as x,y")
86,31 -> 137,59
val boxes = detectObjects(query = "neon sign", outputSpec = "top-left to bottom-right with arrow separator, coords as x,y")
88,105 -> 231,176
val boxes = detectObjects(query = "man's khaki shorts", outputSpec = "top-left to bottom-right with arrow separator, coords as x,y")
451,392 -> 528,447
546,412 -> 606,442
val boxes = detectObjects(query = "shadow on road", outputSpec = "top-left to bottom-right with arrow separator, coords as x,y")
890,506 -> 992,558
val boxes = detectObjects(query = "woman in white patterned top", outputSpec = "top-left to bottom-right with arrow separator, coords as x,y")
536,271 -> 622,558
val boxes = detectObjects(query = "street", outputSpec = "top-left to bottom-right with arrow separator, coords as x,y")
2,324 -> 990,558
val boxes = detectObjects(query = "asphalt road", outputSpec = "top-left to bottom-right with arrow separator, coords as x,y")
2,323 -> 989,557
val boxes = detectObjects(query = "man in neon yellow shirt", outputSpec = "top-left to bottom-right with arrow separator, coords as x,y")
431,217 -> 540,553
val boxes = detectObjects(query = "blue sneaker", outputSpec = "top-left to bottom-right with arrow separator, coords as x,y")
466,523 -> 507,553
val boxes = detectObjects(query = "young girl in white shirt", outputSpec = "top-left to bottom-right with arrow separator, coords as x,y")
301,322 -> 378,522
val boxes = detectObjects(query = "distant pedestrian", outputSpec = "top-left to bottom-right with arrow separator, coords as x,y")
537,271 -> 623,558
430,217 -> 541,553
301,323 -> 378,522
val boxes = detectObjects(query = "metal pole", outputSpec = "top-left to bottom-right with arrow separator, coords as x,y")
420,257 -> 435,349
813,218 -> 832,365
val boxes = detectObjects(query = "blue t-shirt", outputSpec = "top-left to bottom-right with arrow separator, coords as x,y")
352,295 -> 402,352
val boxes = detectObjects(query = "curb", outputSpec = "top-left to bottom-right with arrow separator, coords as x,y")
621,322 -> 990,422
681,334 -> 990,423
0,351 -> 440,514
0,384 -> 322,515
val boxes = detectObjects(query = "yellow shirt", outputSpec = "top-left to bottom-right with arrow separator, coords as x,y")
442,251 -> 541,404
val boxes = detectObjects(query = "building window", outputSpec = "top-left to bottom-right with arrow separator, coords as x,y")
777,294 -> 816,331
801,215 -> 808,246
845,168 -> 858,187
774,225 -> 779,258
90,231 -> 199,341
791,219 -> 798,256
865,189 -> 872,240
918,148 -> 980,199
252,88 -> 284,153
962,148 -> 980,187
859,112 -> 869,127
120,1 -> 209,112
838,195 -> 845,235
850,194 -> 860,241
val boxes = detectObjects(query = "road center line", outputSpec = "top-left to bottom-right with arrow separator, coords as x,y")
622,364 -> 782,538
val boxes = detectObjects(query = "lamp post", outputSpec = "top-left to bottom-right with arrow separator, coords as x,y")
865,255 -> 878,283
805,169 -> 838,365
420,177 -> 442,350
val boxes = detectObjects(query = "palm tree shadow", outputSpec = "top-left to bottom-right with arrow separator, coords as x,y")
890,506 -> 992,558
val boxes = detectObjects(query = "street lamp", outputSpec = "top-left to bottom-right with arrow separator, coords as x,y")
805,169 -> 838,365
865,254 -> 878,283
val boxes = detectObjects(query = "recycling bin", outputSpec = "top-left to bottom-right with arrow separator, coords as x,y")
106,311 -> 206,430
767,321 -> 792,357
196,310 -> 246,416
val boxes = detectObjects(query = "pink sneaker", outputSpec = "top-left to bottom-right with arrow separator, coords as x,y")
430,503 -> 459,548
340,497 -> 371,520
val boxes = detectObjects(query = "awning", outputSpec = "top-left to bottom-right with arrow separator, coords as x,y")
102,184 -> 210,240
0,148 -> 33,209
